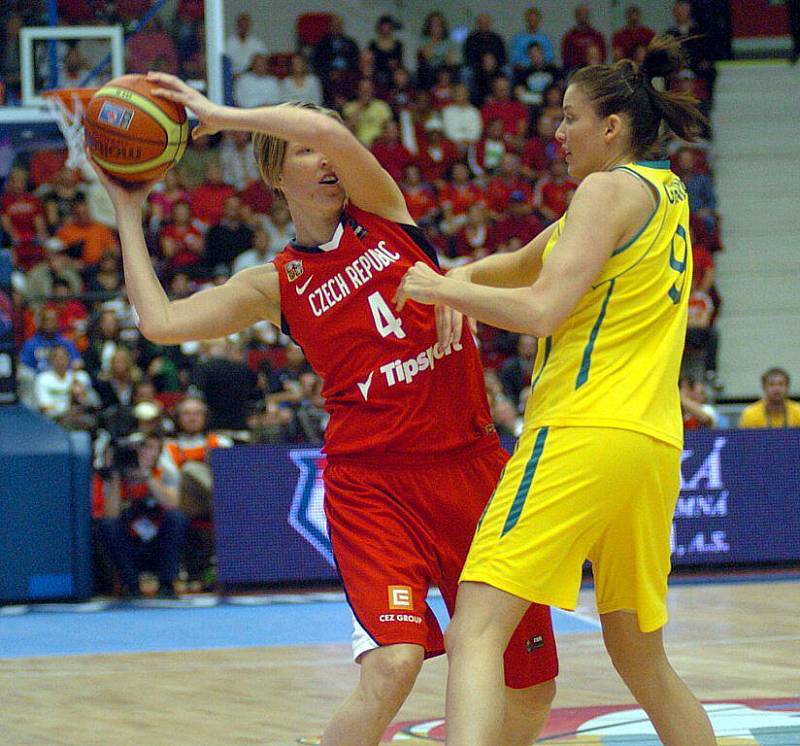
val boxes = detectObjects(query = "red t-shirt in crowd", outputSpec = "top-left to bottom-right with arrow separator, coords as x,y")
371,140 -> 415,183
401,185 -> 438,223
536,177 -> 579,220
562,26 -> 607,68
480,99 -> 530,138
486,177 -> 534,214
238,180 -> 274,216
1,193 -> 44,240
160,223 -> 204,272
692,244 -> 714,288
191,182 -> 236,226
521,136 -> 561,174
489,213 -> 545,251
415,137 -> 460,184
612,25 -> 656,60
439,182 -> 486,216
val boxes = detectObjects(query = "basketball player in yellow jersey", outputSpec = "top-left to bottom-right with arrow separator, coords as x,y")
395,36 -> 716,746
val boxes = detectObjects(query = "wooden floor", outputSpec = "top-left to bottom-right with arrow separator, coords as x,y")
2,580 -> 798,745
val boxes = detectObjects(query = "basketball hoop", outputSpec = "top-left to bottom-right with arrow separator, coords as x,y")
41,88 -> 98,174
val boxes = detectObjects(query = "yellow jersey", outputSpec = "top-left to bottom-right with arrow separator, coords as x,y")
739,399 -> 800,428
524,160 -> 692,449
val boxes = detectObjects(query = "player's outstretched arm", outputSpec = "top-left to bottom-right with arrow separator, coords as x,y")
396,173 -> 642,337
147,72 -> 413,226
91,158 -> 280,345
450,222 -> 558,289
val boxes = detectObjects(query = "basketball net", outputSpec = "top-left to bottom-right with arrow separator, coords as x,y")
41,88 -> 98,180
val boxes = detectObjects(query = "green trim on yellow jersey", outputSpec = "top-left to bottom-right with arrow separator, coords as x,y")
501,427 -> 549,538
611,166 -> 661,256
576,279 -> 615,389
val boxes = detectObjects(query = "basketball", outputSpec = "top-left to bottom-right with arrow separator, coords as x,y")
84,73 -> 189,184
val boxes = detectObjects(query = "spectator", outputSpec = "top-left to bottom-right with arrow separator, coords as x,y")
481,76 -> 530,147
414,119 -> 460,188
491,394 -> 522,438
450,202 -> 492,261
34,344 -> 98,420
19,307 -> 81,375
612,5 -> 656,61
311,15 -> 360,105
95,347 -> 139,411
486,153 -> 535,217
178,134 -> 218,189
679,374 -> 719,430
148,169 -> 190,233
45,278 -> 88,345
234,53 -> 282,108
562,5 -> 607,70
159,396 -> 233,587
521,112 -> 560,180
225,12 -> 267,77
674,147 -> 717,233
37,167 -> 87,235
232,228 -> 273,274
400,164 -> 438,225
219,131 -> 261,191
468,117 -> 508,177
500,334 -> 537,404
463,13 -> 507,77
247,399 -> 297,444
295,372 -> 328,445
416,11 -> 461,90
57,46 -> 91,89
25,238 -> 83,308
512,42 -> 562,108
430,66 -> 457,109
739,368 -> 800,428
268,343 -> 312,406
370,120 -> 414,183
203,195 -> 253,273
99,432 -> 189,599
158,200 -> 204,276
280,53 -> 323,106
535,157 -> 579,222
439,161 -> 485,224
470,51 -> 504,107
342,78 -> 393,148
510,7 -> 556,69
489,192 -> 545,251
83,309 -> 123,380
192,338 -> 257,431
190,161 -> 236,227
56,196 -> 116,270
1,168 -> 47,271
172,0 -> 205,74
86,250 -> 123,297
126,16 -> 179,75
387,66 -> 417,114
442,83 -> 483,149
1,12 -> 23,102
368,15 -> 404,90
256,202 -> 294,251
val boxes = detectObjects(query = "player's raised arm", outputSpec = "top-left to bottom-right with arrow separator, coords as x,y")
90,157 -> 280,345
146,72 -> 413,226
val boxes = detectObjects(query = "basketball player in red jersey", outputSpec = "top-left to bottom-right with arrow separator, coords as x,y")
92,71 -> 558,746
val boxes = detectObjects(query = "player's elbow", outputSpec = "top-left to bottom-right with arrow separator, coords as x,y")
138,319 -> 174,345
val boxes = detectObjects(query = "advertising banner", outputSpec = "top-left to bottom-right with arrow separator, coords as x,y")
212,430 -> 800,586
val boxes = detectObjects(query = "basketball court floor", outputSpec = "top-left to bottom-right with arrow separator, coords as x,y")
1,576 -> 798,745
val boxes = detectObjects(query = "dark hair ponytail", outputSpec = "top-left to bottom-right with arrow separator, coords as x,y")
569,35 -> 707,159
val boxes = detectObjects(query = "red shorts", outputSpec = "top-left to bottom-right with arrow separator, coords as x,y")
324,442 -> 558,689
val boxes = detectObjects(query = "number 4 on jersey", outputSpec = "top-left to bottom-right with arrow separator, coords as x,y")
368,291 -> 406,339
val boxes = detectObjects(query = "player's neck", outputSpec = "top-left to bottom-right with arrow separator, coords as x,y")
292,208 -> 342,247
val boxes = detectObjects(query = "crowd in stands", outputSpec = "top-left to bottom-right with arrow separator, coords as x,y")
3,2 -> 795,596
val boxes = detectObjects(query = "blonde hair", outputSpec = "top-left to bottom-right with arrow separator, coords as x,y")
252,101 -> 342,195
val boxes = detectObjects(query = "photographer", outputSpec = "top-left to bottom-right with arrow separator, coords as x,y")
98,432 -> 189,599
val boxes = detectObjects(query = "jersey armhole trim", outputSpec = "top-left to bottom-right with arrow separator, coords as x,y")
398,223 -> 440,268
610,166 -> 661,256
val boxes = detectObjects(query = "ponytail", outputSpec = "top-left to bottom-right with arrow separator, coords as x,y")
569,35 -> 707,159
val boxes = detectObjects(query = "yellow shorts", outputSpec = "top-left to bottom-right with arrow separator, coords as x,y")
461,426 -> 680,632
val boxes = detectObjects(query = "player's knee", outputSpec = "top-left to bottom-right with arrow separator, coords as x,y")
360,646 -> 423,704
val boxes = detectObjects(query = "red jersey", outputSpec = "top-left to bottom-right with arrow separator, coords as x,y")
273,204 -> 497,461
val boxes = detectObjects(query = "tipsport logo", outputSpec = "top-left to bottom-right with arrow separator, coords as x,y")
288,450 -> 334,567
